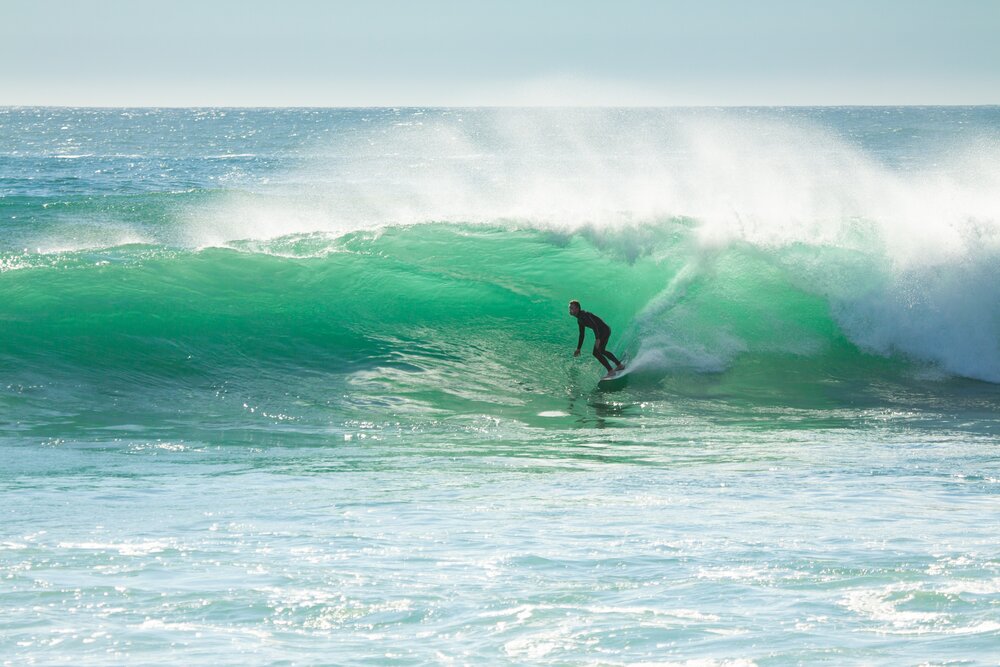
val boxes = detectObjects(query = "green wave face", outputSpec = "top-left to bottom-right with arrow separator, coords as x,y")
1,223 -> 658,400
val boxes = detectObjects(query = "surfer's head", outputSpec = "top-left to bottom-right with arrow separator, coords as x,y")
568,300 -> 581,316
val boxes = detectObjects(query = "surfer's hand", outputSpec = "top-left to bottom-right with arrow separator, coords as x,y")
573,349 -> 581,357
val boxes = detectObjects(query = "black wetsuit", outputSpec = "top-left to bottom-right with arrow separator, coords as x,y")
575,310 -> 622,372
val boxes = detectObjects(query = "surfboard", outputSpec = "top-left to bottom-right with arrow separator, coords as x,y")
597,369 -> 629,390
597,362 -> 631,390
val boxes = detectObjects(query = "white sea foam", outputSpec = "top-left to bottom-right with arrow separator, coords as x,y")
56,540 -> 172,556
188,110 -> 999,240
841,583 -> 1000,636
135,618 -> 273,640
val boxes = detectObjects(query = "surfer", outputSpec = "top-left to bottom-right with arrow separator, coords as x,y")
569,300 -> 625,375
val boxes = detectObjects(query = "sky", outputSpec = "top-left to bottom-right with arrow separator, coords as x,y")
2,0 -> 998,106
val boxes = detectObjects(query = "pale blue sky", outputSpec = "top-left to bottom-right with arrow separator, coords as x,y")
2,0 -> 998,106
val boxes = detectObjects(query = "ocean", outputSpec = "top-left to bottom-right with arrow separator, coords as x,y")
2,106 -> 999,665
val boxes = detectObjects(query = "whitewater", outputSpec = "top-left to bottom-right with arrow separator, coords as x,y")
2,107 -> 1000,665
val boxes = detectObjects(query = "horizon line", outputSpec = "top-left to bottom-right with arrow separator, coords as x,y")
4,103 -> 1000,110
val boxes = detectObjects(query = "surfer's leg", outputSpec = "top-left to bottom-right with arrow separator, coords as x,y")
592,340 -> 613,372
603,349 -> 623,368
599,328 -> 624,369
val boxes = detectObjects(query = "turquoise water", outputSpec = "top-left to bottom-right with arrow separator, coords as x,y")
2,107 -> 1000,665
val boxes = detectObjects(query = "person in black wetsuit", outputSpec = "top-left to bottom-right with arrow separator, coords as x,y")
569,300 -> 625,374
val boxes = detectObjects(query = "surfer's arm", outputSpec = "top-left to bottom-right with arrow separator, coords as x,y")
576,320 -> 585,351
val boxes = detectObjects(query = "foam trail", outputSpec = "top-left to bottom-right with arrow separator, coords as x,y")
624,251 -> 724,373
